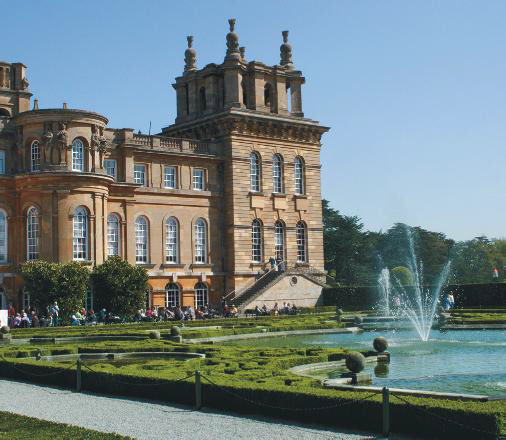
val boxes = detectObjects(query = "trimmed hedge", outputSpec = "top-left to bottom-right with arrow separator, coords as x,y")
323,282 -> 506,310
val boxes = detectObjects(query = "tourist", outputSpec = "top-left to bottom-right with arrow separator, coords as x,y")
275,257 -> 282,272
31,310 -> 39,327
20,312 -> 30,328
269,256 -> 276,271
71,314 -> 80,326
50,301 -> 59,327
175,306 -> 184,321
230,304 -> 238,317
290,303 -> 297,315
8,303 -> 15,328
254,305 -> 261,316
448,292 -> 455,309
13,313 -> 21,328
261,304 -> 268,315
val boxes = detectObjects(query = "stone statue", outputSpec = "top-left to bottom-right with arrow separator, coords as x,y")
184,36 -> 197,72
55,122 -> 68,165
280,30 -> 294,69
41,124 -> 54,165
21,77 -> 29,90
225,18 -> 240,61
91,125 -> 108,170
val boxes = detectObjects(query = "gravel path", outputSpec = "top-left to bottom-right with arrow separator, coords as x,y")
0,379 -> 391,440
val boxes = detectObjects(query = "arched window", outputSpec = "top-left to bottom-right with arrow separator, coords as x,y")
107,214 -> 120,257
274,220 -> 285,262
165,283 -> 180,308
294,156 -> 305,195
72,138 -> 84,172
195,282 -> 208,308
272,154 -> 283,193
194,218 -> 207,264
135,216 -> 148,264
264,83 -> 272,110
199,87 -> 206,112
251,219 -> 263,263
165,217 -> 179,263
296,221 -> 308,263
0,209 -> 6,263
250,152 -> 261,192
73,207 -> 88,260
30,140 -> 40,172
27,207 -> 40,261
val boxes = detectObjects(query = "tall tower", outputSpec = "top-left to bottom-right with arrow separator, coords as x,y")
161,19 -> 329,303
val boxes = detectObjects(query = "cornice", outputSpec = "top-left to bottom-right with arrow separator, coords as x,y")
13,109 -> 109,126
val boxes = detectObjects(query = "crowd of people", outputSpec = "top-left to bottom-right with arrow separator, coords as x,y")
6,299 -> 301,328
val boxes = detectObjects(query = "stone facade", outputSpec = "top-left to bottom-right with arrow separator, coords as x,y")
0,20 -> 329,311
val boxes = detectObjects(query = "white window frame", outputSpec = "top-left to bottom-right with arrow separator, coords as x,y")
164,166 -> 177,189
107,214 -> 120,257
0,150 -> 5,174
104,159 -> 117,180
296,221 -> 308,263
274,221 -> 285,262
251,219 -> 262,263
195,283 -> 209,308
294,157 -> 305,195
165,283 -> 180,308
22,289 -> 30,310
0,209 -> 6,263
250,152 -> 261,192
272,154 -> 283,193
134,164 -> 146,186
135,216 -> 148,264
72,139 -> 84,172
165,217 -> 179,263
27,206 -> 40,261
31,140 -> 41,172
192,168 -> 205,191
73,207 -> 88,260
194,218 -> 207,263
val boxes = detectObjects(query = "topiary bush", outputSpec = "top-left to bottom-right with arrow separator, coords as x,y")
148,330 -> 161,340
0,326 -> 9,334
345,352 -> 365,373
170,326 -> 181,336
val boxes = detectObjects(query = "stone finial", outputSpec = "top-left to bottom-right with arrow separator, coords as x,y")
225,18 -> 240,61
184,35 -> 197,72
33,98 -> 39,111
239,47 -> 246,61
63,102 -> 68,109
280,30 -> 294,70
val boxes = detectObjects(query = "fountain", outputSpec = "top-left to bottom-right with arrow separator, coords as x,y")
377,226 -> 451,341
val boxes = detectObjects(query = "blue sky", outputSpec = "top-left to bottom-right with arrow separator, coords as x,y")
3,1 -> 505,241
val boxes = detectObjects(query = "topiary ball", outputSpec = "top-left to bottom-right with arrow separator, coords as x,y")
345,351 -> 365,373
353,316 -> 363,325
148,330 -> 161,340
0,325 -> 10,334
170,326 -> 181,336
373,336 -> 388,353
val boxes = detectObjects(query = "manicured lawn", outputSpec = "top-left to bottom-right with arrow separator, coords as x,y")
0,411 -> 130,439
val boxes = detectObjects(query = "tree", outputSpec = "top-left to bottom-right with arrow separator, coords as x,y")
91,257 -> 148,317
20,260 -> 89,322
391,266 -> 414,286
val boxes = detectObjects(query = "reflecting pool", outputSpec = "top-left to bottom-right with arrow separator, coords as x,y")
228,330 -> 506,397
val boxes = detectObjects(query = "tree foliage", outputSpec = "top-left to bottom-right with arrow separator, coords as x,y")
20,261 -> 89,321
91,256 -> 148,317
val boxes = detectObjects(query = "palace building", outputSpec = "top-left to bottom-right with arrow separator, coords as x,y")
0,19 -> 329,312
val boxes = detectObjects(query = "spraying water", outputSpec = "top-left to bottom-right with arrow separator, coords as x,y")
377,226 -> 451,341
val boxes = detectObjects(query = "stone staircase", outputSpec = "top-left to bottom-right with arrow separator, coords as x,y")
231,269 -> 286,310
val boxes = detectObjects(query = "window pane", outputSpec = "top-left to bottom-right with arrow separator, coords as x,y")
251,220 -> 262,262
134,164 -> 146,186
72,139 -> 84,172
104,160 -> 116,179
295,157 -> 304,195
73,207 -> 88,260
296,222 -> 307,263
164,166 -> 176,189
0,151 -> 5,174
194,219 -> 207,263
135,217 -> 148,263
165,218 -> 178,263
272,155 -> 283,193
27,207 -> 39,261
0,211 -> 6,262
274,221 -> 284,262
195,283 -> 208,308
107,214 -> 120,257
192,169 -> 204,190
250,153 -> 260,192
165,283 -> 180,308
31,141 -> 40,172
